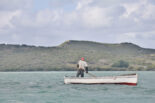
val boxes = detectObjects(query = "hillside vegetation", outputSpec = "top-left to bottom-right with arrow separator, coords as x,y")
0,40 -> 155,71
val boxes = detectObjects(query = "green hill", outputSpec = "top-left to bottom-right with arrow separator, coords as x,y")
0,40 -> 155,71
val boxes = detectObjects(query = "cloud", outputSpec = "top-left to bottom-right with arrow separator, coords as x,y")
115,30 -> 155,48
76,0 -> 93,10
0,0 -> 155,48
80,6 -> 112,28
0,0 -> 33,11
122,0 -> 155,21
0,10 -> 21,29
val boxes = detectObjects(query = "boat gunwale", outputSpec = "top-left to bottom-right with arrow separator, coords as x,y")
64,74 -> 138,79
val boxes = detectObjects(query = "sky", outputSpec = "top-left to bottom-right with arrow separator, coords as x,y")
0,0 -> 155,48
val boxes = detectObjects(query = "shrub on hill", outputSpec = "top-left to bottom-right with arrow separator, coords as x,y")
112,60 -> 129,68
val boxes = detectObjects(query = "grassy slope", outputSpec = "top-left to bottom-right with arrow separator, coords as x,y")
0,40 -> 155,71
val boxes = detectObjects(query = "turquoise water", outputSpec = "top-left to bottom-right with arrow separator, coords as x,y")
0,71 -> 155,103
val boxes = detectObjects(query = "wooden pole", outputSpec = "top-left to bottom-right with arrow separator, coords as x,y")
87,72 -> 96,77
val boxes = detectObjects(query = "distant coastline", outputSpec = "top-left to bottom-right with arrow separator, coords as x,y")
0,40 -> 155,71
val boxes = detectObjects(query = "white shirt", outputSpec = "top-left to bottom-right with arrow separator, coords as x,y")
78,60 -> 88,70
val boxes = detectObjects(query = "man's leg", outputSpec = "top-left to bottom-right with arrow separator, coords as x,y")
76,70 -> 80,77
81,70 -> 84,77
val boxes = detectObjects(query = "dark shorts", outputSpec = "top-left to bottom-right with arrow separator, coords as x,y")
76,69 -> 84,77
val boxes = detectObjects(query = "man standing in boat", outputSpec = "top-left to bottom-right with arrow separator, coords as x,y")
76,57 -> 88,77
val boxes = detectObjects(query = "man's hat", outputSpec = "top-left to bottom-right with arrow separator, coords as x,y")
81,57 -> 84,61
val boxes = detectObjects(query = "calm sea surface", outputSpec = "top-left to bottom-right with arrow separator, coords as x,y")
0,71 -> 155,103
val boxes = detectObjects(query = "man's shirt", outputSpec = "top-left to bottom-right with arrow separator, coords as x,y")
78,60 -> 88,70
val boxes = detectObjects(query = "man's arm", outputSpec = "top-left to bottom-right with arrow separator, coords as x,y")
77,64 -> 79,68
85,67 -> 88,73
85,62 -> 88,73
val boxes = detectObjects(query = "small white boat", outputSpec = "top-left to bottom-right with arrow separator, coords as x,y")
64,73 -> 138,86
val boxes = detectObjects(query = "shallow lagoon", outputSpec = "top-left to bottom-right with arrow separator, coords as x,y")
0,71 -> 155,103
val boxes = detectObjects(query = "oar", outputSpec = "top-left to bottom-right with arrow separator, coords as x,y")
87,72 -> 96,77
119,73 -> 136,76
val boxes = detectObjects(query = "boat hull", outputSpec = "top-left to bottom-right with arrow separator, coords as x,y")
64,74 -> 138,86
